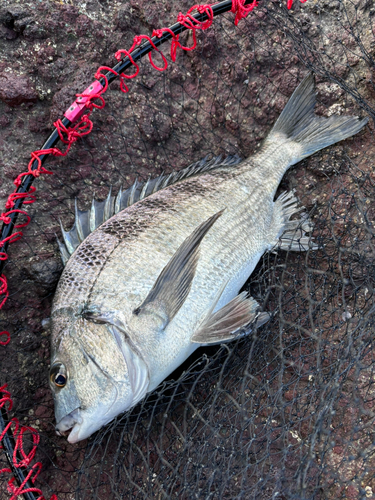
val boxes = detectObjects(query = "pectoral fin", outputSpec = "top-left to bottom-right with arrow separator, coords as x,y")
134,210 -> 224,323
192,292 -> 269,345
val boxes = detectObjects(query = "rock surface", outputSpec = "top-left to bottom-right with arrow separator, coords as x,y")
0,73 -> 38,107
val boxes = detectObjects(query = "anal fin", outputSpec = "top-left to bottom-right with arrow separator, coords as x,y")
273,191 -> 318,252
192,292 -> 269,345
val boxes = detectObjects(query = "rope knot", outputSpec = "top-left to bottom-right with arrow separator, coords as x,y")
231,0 -> 258,26
153,29 -> 165,38
0,214 -> 11,225
0,384 -> 12,410
0,331 -> 10,346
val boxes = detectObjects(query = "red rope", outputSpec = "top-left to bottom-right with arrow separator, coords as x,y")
0,331 -> 10,346
231,0 -> 258,25
0,64 -> 107,500
0,274 -> 8,307
0,210 -> 31,228
152,4 -> 214,61
0,387 -> 57,500
0,117 -> 96,262
6,463 -> 57,500
0,384 -> 13,411
116,35 -> 169,73
0,233 -> 23,261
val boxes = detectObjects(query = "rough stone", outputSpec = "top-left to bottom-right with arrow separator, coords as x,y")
0,24 -> 17,39
0,4 -> 32,27
0,73 -> 38,107
0,113 -> 11,127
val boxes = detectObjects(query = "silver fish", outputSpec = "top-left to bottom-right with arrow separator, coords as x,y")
50,74 -> 367,443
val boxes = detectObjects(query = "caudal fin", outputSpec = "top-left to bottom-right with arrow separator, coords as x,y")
269,73 -> 368,163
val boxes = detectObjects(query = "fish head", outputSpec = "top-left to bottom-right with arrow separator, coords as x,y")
50,310 -> 149,443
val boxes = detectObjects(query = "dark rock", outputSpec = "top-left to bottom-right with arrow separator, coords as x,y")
76,14 -> 91,37
14,15 -> 35,32
23,22 -> 47,40
0,24 -> 17,40
0,73 -> 38,107
0,113 -> 10,127
29,260 -> 63,291
49,63 -> 99,122
0,4 -> 42,38
54,58 -> 66,71
138,109 -> 172,143
29,112 -> 51,134
60,4 -> 79,23
0,4 -> 31,28
2,161 -> 24,180
115,4 -> 141,32
131,0 -> 161,29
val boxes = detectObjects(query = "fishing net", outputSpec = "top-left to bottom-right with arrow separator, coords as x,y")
0,0 -> 374,498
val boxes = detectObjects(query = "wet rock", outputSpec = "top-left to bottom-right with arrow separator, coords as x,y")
23,22 -> 47,40
28,259 -> 63,294
76,14 -> 91,37
14,15 -> 35,33
2,161 -> 24,180
115,4 -> 131,31
131,0 -> 162,29
0,73 -> 38,107
138,108 -> 173,143
1,4 -> 48,39
49,62 -> 98,121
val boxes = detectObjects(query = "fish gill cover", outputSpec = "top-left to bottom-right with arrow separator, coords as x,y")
0,0 -> 374,498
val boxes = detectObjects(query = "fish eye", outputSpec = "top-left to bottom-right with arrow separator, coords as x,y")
50,362 -> 67,388
54,374 -> 67,387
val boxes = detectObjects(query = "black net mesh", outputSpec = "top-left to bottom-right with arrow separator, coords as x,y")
0,0 -> 375,498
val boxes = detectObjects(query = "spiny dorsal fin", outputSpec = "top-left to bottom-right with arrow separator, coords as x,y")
57,154 -> 241,265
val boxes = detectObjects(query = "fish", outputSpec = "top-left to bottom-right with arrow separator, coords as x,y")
50,73 -> 368,443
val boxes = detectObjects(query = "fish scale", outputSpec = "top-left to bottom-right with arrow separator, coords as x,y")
53,231 -> 118,310
49,74 -> 368,443
84,168 -> 286,388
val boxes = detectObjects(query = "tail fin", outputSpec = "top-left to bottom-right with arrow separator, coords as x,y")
269,73 -> 368,162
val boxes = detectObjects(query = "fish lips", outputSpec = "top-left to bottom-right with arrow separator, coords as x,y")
56,408 -> 105,444
56,408 -> 83,442
55,382 -> 135,443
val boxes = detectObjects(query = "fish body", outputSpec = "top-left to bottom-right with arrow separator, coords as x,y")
50,74 -> 367,443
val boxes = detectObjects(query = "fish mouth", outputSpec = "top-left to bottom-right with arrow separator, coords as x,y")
56,408 -> 102,443
56,408 -> 82,442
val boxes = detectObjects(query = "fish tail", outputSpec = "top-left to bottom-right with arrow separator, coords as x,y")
267,73 -> 368,165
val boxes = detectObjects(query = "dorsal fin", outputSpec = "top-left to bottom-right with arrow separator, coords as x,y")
57,154 -> 242,266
